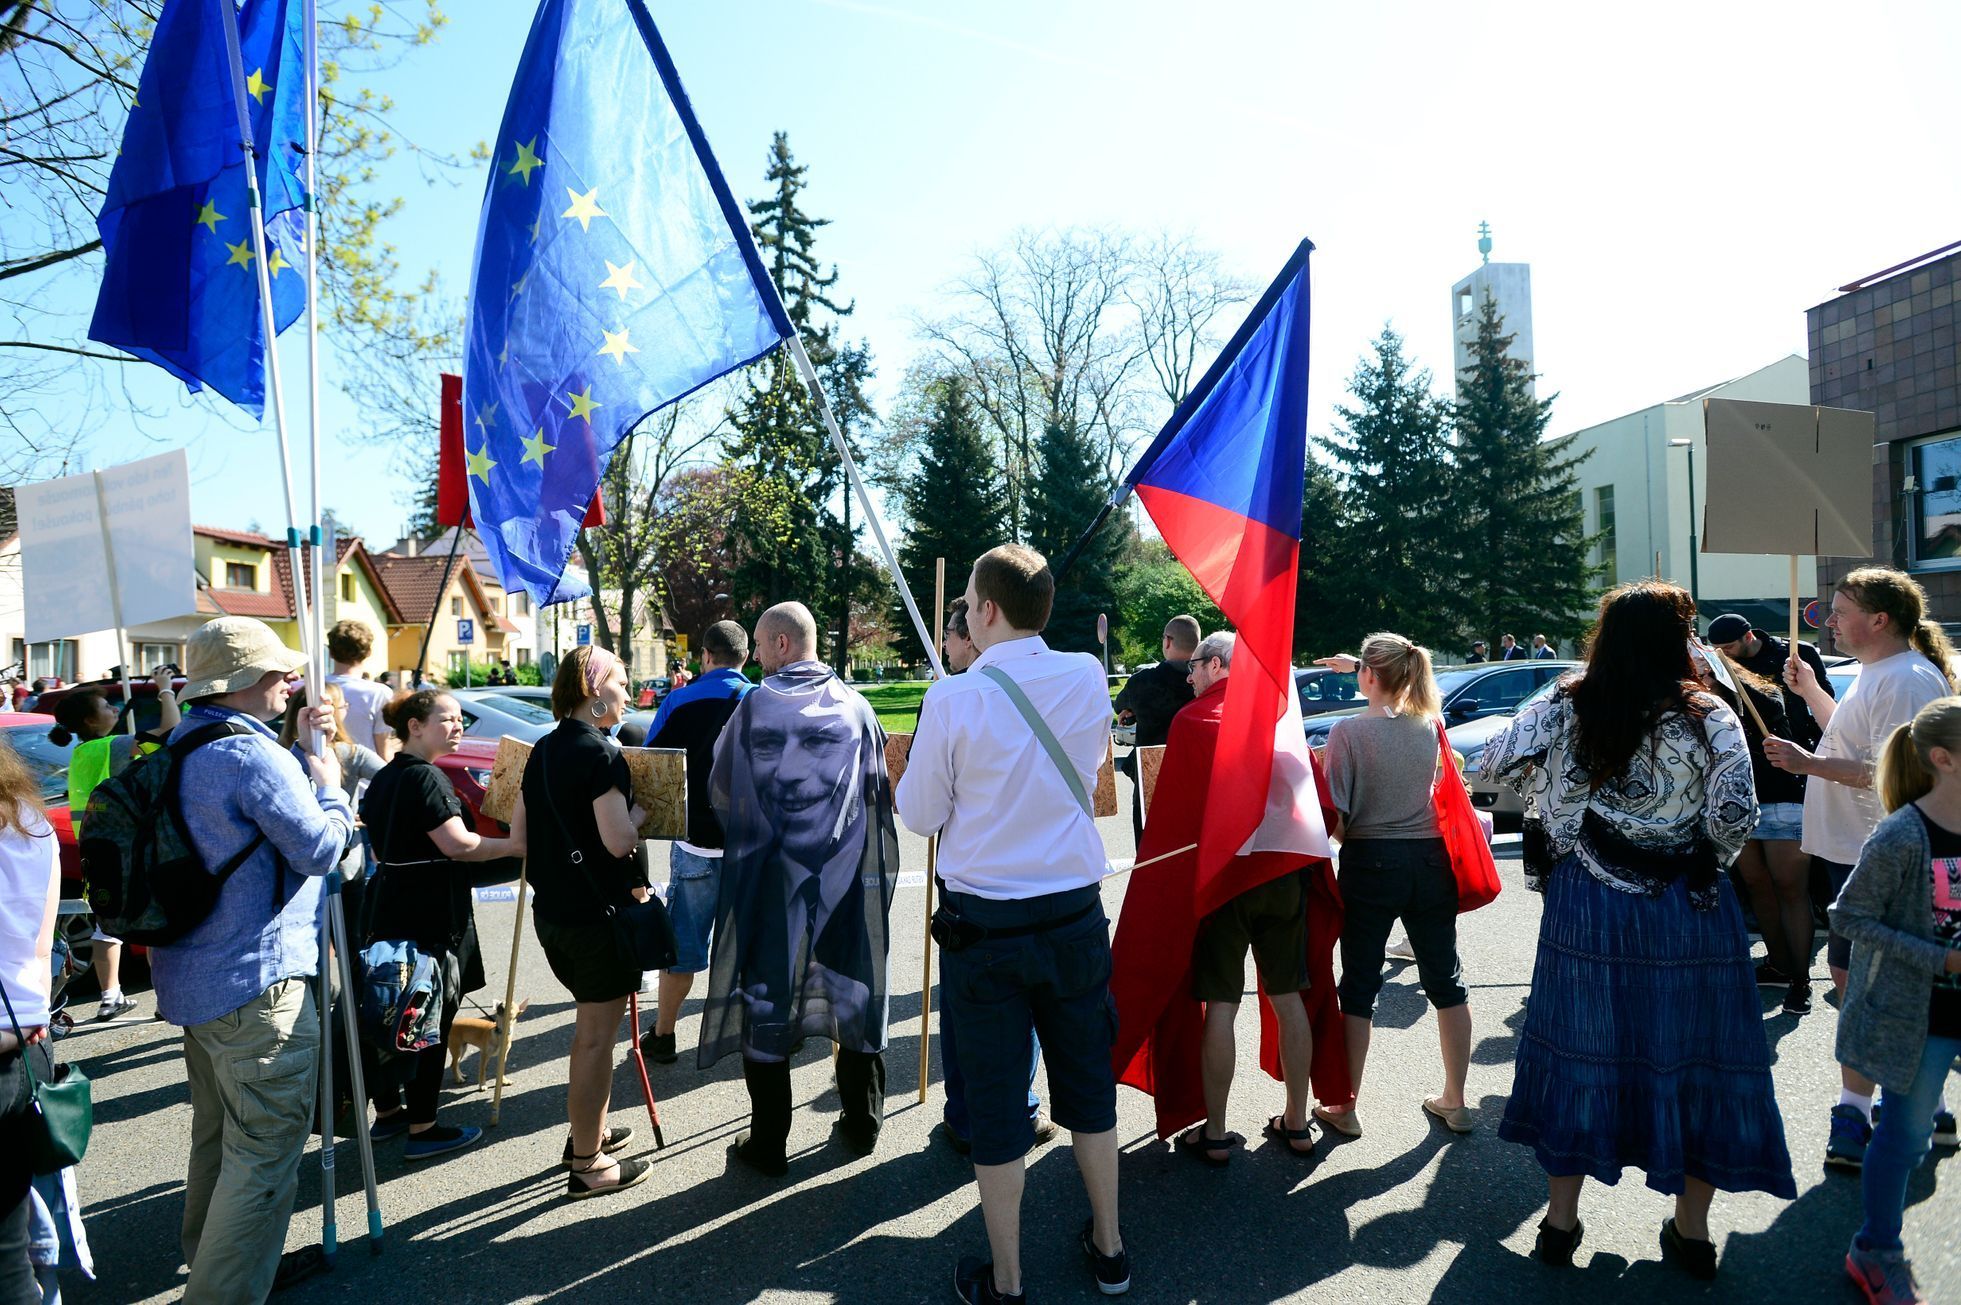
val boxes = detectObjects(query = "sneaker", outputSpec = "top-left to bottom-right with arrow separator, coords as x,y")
95,992 -> 138,1021
1826,1104 -> 1873,1171
1031,1111 -> 1058,1145
638,970 -> 660,996
1783,983 -> 1814,1015
953,1256 -> 1024,1304
1846,1240 -> 1928,1304
1385,935 -> 1417,962
639,1028 -> 677,1065
1080,1217 -> 1131,1296
1754,960 -> 1789,988
369,1109 -> 411,1143
404,1123 -> 484,1162
729,1131 -> 788,1178
1933,1111 -> 1958,1148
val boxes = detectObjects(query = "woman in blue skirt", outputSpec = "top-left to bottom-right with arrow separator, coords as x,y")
1481,581 -> 1796,1278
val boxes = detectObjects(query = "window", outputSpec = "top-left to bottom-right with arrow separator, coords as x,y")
1909,431 -> 1961,570
26,641 -> 77,680
224,561 -> 256,589
340,572 -> 356,603
516,648 -> 532,666
450,597 -> 463,617
135,643 -> 180,672
447,650 -> 467,673
1457,289 -> 1474,321
1452,668 -> 1536,718
1594,485 -> 1617,579
514,594 -> 531,616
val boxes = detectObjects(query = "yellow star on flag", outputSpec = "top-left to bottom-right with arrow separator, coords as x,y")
565,385 -> 601,422
225,239 -> 255,270
510,271 -> 528,300
598,328 -> 639,366
195,200 -> 225,234
466,441 -> 496,483
599,259 -> 643,301
266,246 -> 292,279
246,68 -> 270,103
474,401 -> 498,434
562,186 -> 607,233
497,344 -> 510,368
521,428 -> 555,468
528,217 -> 542,244
507,137 -> 543,185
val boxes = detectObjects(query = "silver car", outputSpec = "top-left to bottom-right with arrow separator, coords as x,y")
448,687 -> 555,743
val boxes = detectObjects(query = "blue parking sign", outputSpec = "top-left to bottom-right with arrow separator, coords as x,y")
576,624 -> 592,646
457,618 -> 475,645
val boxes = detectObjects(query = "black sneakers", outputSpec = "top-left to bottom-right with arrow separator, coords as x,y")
954,1258 -> 1024,1303
639,1028 -> 678,1064
1080,1218 -> 1131,1296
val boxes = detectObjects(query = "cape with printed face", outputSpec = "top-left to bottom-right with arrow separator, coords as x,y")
699,661 -> 899,1066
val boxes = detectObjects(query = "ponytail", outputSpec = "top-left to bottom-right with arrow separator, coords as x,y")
1359,632 -> 1441,721
1878,696 -> 1961,813
1912,619 -> 1959,692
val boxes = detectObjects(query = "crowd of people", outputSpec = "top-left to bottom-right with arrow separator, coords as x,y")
1,554 -> 1958,1303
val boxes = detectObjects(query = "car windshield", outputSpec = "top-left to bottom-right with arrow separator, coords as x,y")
481,694 -> 555,725
0,725 -> 77,802
1296,669 -> 1360,704
1434,669 -> 1490,699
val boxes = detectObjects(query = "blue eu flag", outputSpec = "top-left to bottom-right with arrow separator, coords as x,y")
462,0 -> 794,606
88,0 -> 309,417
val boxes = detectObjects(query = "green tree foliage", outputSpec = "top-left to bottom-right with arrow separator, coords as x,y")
1317,327 -> 1460,651
890,378 -> 1009,661
1112,538 -> 1223,666
1452,293 -> 1596,645
1295,455 -> 1353,659
1026,419 -> 1130,654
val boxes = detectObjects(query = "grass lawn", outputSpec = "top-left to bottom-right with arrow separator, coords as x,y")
859,681 -> 929,734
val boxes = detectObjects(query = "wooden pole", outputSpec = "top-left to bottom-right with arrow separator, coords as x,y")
488,858 -> 528,1126
1716,649 -> 1772,737
919,557 -> 946,1105
1790,555 -> 1802,661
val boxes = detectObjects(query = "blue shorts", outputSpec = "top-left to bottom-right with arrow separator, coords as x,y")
664,844 -> 721,974
1752,802 -> 1803,843
940,885 -> 1118,1166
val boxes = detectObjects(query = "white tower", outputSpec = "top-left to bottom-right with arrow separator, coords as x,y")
1451,221 -> 1534,399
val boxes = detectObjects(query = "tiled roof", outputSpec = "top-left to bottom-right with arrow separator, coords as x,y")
194,524 -> 275,547
370,552 -> 495,629
203,587 -> 293,619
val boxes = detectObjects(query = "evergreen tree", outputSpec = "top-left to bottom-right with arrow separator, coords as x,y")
1296,454 -> 1357,658
892,379 -> 1009,661
1026,419 -> 1128,654
1452,293 -> 1597,646
1318,327 -> 1459,651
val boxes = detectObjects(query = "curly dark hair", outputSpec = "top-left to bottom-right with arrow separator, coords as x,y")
1564,580 -> 1708,786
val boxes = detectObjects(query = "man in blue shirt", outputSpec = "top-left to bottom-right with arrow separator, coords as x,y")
638,620 -> 753,1064
151,618 -> 354,1303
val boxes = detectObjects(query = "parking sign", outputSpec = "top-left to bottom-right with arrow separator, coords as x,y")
576,624 -> 592,646
457,618 -> 475,645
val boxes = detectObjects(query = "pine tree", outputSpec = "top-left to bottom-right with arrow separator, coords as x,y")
1318,327 -> 1460,651
1026,419 -> 1128,654
1452,293 -> 1597,646
1296,454 -> 1357,657
892,379 -> 1009,661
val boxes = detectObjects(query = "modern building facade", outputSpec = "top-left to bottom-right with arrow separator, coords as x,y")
1451,225 -> 1535,398
1808,242 -> 1961,633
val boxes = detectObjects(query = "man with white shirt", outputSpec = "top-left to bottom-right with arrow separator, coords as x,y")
898,544 -> 1129,1305
326,620 -> 393,760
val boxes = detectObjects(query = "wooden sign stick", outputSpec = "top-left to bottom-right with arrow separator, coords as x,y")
920,556 -> 945,1105
1716,649 -> 1771,737
1790,555 -> 1802,672
488,856 -> 528,1127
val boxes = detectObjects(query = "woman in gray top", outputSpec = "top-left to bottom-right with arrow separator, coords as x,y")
1313,632 -> 1474,1141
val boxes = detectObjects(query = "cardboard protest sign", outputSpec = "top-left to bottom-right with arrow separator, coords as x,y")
885,733 -> 913,790
1702,399 -> 1874,558
479,734 -> 686,839
14,450 -> 196,641
1136,745 -> 1166,820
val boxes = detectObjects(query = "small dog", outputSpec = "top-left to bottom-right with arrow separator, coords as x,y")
448,998 -> 528,1089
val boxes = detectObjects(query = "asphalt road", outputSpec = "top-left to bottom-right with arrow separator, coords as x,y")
55,778 -> 1959,1304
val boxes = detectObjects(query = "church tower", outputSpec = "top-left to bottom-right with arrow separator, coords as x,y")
1450,221 -> 1535,398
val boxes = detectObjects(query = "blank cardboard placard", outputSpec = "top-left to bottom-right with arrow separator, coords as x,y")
885,733 -> 913,790
478,735 -> 687,840
1702,398 -> 1874,558
1136,745 -> 1166,820
480,736 -> 530,826
14,449 -> 197,641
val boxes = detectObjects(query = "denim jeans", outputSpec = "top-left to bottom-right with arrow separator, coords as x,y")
1859,1031 -> 1961,1252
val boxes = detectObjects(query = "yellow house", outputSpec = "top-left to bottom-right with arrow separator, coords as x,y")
193,526 -> 300,649
370,551 -> 506,682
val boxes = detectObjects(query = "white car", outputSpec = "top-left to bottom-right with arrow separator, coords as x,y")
448,687 -> 555,743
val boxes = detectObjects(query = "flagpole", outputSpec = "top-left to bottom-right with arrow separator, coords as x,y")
301,0 -> 329,736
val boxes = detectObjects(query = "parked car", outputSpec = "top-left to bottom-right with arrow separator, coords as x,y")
448,687 -> 555,743
636,677 -> 674,709
1302,660 -> 1580,746
1294,665 -> 1362,717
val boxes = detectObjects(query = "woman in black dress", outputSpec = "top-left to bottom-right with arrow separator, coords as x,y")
361,690 -> 523,1162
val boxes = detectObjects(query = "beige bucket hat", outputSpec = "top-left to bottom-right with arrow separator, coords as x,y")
181,617 -> 307,701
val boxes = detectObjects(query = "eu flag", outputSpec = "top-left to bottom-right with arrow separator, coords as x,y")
88,0 -> 309,417
462,0 -> 793,606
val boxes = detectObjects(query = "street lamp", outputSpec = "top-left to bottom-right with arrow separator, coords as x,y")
1668,438 -> 1700,607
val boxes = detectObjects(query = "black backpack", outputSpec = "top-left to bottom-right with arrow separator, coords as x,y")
81,721 -> 268,945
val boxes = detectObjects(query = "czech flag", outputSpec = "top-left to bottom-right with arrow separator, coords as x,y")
437,372 -> 604,530
1121,238 -> 1329,913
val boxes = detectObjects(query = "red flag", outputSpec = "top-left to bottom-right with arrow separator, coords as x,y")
438,373 -> 605,530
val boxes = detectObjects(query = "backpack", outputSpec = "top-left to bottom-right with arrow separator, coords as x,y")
355,939 -> 443,1059
80,721 -> 269,945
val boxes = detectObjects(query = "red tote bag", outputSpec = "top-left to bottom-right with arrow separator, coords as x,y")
1432,720 -> 1502,913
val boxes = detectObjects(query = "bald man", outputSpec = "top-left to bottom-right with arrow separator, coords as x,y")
701,602 -> 900,1176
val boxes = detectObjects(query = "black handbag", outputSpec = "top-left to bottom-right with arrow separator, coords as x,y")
1,976 -> 91,1174
539,735 -> 678,971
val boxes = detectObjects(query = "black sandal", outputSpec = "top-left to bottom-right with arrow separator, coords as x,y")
1177,1127 -> 1241,1167
564,1151 -> 651,1200
561,1126 -> 635,1166
1263,1115 -> 1317,1156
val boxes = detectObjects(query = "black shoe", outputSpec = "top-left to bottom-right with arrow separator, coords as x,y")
270,1245 -> 327,1293
730,1130 -> 788,1178
1754,961 -> 1789,988
1535,1217 -> 1583,1266
936,1122 -> 974,1157
1662,1217 -> 1718,1280
954,1256 -> 1024,1304
403,1124 -> 484,1162
639,1028 -> 677,1064
1783,983 -> 1813,1015
564,1153 -> 651,1200
836,1116 -> 880,1156
561,1126 -> 634,1166
1080,1217 -> 1131,1295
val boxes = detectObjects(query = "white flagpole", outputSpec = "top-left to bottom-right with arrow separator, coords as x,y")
301,0 -> 328,722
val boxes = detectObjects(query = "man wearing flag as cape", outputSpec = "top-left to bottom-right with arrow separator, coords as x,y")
1100,240 -> 1353,1145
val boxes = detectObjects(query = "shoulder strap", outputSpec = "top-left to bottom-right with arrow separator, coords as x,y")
980,666 -> 1093,818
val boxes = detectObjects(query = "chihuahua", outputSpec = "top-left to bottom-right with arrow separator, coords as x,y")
448,998 -> 528,1088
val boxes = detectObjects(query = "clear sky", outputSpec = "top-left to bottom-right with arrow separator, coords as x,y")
59,0 -> 1961,548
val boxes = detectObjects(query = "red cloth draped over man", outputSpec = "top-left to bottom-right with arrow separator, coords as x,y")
1099,240 -> 1352,1141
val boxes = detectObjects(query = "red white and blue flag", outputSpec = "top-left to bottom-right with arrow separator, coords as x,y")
1122,238 -> 1329,912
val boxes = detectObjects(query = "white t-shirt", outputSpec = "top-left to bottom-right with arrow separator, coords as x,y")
1801,649 -> 1951,864
329,673 -> 393,755
0,811 -> 59,1027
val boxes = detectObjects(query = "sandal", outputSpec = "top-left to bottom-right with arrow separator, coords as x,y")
561,1126 -> 635,1167
1313,1105 -> 1363,1138
1263,1115 -> 1317,1156
564,1150 -> 651,1200
1177,1127 -> 1241,1167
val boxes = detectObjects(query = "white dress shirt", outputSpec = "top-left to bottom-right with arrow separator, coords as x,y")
897,635 -> 1110,900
